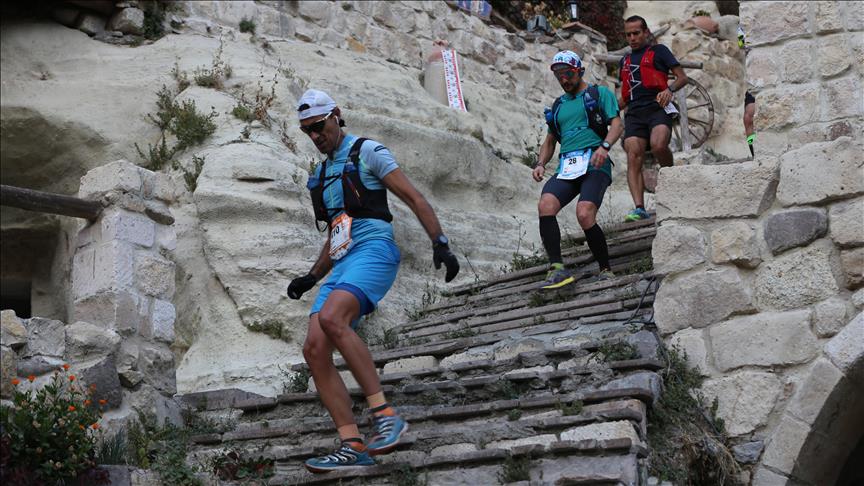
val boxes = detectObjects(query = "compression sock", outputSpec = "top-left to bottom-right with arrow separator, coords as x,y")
747,134 -> 755,157
636,205 -> 645,210
539,215 -> 562,264
369,402 -> 396,417
584,224 -> 610,271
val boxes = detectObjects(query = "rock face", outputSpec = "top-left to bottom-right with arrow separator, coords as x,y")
709,310 -> 817,371
654,267 -> 754,334
754,241 -> 839,309
702,371 -> 783,436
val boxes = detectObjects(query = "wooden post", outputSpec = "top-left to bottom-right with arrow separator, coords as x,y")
0,184 -> 103,220
675,89 -> 691,151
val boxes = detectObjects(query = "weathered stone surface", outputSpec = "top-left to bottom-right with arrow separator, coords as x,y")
824,312 -> 863,373
828,197 -> 864,248
134,253 -> 175,298
119,369 -> 144,388
52,6 -> 79,27
841,247 -> 864,289
656,162 -> 778,221
73,290 -> 145,335
625,330 -> 660,361
139,344 -> 176,394
739,1 -> 809,45
813,297 -> 852,338
761,414 -> 810,474
752,466 -> 789,486
815,1 -> 844,32
710,310 -> 817,371
107,7 -> 145,35
78,356 -> 122,409
1,310 -> 28,350
733,441 -> 764,464
308,369 -> 356,392
777,137 -> 864,206
382,355 -> 438,374
763,208 -> 828,255
779,40 -> 814,84
702,371 -> 783,436
79,160 -> 143,200
65,321 -> 121,360
430,443 -> 478,456
654,267 -> 754,334
17,355 -> 65,376
487,434 -> 558,451
787,358 -> 843,425
754,84 -> 819,131
745,47 -> 779,89
651,224 -> 706,275
559,420 -> 640,443
710,221 -> 762,268
754,241 -> 840,309
440,348 -> 493,368
602,371 -> 662,404
76,13 -> 106,36
846,0 -> 864,31
821,76 -> 864,120
147,299 -> 176,343
1,346 -> 17,398
493,338 -> 545,361
24,317 -> 65,358
818,34 -> 851,78
668,328 -> 709,375
102,209 -> 155,248
72,241 -> 136,300
853,288 -> 864,309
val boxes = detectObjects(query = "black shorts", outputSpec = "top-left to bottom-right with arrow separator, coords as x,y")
744,91 -> 756,106
624,105 -> 673,140
542,169 -> 611,208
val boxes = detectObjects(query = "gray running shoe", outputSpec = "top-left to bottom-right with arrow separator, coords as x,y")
541,263 -> 575,289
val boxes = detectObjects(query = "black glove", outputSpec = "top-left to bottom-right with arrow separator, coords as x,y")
287,273 -> 318,299
433,243 -> 460,283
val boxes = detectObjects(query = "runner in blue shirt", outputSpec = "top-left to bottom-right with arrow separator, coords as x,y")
287,89 -> 459,473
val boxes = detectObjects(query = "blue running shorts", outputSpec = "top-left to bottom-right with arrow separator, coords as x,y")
310,238 -> 401,329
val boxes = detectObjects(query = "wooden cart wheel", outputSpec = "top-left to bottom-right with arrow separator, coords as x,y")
670,77 -> 715,150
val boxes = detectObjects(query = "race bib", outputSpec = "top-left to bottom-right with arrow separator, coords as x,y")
329,213 -> 353,260
558,149 -> 591,180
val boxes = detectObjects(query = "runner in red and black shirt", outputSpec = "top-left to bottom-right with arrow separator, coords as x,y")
618,15 -> 688,222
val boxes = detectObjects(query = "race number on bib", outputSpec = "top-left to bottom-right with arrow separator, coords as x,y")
558,149 -> 591,180
329,213 -> 354,260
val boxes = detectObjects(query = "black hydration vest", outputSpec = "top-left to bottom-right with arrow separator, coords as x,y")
547,84 -> 609,143
309,137 -> 394,228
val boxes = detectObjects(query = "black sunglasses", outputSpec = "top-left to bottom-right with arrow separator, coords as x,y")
299,111 -> 334,135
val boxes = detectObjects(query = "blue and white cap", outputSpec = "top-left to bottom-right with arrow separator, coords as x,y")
297,89 -> 337,120
550,50 -> 582,70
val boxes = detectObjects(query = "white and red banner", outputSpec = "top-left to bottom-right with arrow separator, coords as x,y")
441,48 -> 467,112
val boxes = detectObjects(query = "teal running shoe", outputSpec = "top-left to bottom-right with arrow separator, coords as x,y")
541,263 -> 575,290
598,269 -> 616,280
367,414 -> 408,456
304,442 -> 375,473
624,207 -> 650,222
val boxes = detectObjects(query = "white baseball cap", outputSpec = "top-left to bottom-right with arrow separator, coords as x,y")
297,89 -> 337,120
550,50 -> 583,70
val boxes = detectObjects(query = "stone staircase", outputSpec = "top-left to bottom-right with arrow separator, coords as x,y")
179,216 -> 662,485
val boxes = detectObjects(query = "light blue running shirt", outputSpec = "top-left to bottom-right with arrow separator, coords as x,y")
311,134 -> 399,246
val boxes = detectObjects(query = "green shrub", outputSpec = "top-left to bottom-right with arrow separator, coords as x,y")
498,455 -> 531,482
171,100 -> 217,150
231,103 -> 255,122
95,429 -> 128,465
176,154 -> 206,193
1,369 -> 104,483
239,17 -> 256,34
210,449 -> 273,481
142,3 -> 165,40
126,409 -> 200,485
283,368 -> 310,394
136,135 -> 177,170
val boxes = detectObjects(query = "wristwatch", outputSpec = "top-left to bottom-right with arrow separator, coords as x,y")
433,235 -> 450,247
600,141 -> 611,150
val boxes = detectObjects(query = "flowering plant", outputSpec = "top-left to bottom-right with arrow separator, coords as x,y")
1,367 -> 106,484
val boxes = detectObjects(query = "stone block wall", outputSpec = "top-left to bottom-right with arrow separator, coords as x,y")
0,160 -> 183,428
653,2 -> 864,484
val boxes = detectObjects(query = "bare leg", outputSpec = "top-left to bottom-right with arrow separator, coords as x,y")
649,124 -> 673,167
317,290 -> 382,398
624,136 -> 648,208
303,314 -> 355,429
743,103 -> 756,137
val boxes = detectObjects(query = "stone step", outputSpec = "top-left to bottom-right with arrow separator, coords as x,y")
269,438 -> 644,485
561,225 -> 658,258
188,398 -> 646,464
188,369 -> 661,446
398,271 -> 654,334
441,237 -> 654,299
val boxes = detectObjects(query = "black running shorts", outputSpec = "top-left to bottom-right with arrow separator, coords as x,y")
542,169 -> 611,208
623,105 -> 673,140
744,91 -> 756,106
